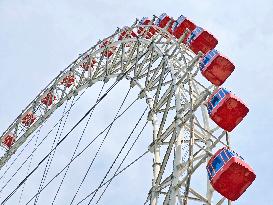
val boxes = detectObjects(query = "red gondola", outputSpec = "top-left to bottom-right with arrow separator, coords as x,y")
99,40 -> 116,58
80,56 -> 97,71
207,147 -> 256,201
207,88 -> 249,132
187,27 -> 218,54
61,74 -> 75,88
21,111 -> 36,127
199,49 -> 235,86
155,13 -> 175,34
172,15 -> 196,40
137,17 -> 157,39
2,133 -> 16,149
118,26 -> 137,40
41,92 -> 56,106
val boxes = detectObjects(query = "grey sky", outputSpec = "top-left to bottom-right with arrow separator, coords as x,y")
0,0 -> 273,204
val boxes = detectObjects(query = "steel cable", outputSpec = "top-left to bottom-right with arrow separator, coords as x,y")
69,86 -> 132,205
0,40 -> 152,184
22,97 -> 139,205
75,150 -> 149,205
51,83 -> 109,205
95,120 -> 148,204
87,107 -> 148,205
0,88 -> 88,185
0,68 -> 137,204
1,41 -> 155,204
18,126 -> 42,204
33,96 -> 76,205
0,98 -> 73,196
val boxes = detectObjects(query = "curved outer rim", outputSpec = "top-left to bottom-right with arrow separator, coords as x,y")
0,21 -> 198,166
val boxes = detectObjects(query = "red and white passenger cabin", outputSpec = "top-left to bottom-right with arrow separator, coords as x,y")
41,91 -> 56,106
172,14 -> 196,41
21,111 -> 37,127
80,55 -> 97,71
118,26 -> 137,41
199,49 -> 235,86
1,133 -> 16,149
207,147 -> 256,201
99,39 -> 117,58
61,74 -> 75,88
155,13 -> 175,34
207,88 -> 249,132
137,17 -> 157,39
186,26 -> 218,54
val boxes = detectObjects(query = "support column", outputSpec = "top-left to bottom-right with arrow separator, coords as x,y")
146,97 -> 161,205
169,83 -> 183,205
168,59 -> 184,205
226,132 -> 232,205
201,104 -> 214,204
183,72 -> 195,205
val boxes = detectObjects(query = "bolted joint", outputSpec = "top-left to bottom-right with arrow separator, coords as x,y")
148,144 -> 154,153
130,78 -> 137,88
73,89 -> 78,96
152,162 -> 161,168
174,115 -> 182,124
103,76 -> 110,83
88,80 -> 94,87
125,74 -> 131,80
116,73 -> 124,81
147,110 -> 155,121
138,89 -> 146,99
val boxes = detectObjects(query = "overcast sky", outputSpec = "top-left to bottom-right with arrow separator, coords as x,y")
0,0 -> 273,204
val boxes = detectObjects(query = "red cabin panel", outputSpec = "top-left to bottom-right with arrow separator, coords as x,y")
137,18 -> 157,39
156,14 -> 175,34
208,148 -> 256,201
99,40 -> 116,58
41,92 -> 56,106
189,29 -> 218,54
157,14 -> 171,28
173,18 -> 196,40
2,134 -> 16,149
209,92 -> 249,131
213,158 -> 256,201
61,75 -> 75,88
201,51 -> 235,86
21,112 -> 36,127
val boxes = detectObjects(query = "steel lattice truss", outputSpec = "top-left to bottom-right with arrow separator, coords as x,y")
0,16 -> 232,205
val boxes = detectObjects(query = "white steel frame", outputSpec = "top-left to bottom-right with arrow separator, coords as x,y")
0,16 -> 232,205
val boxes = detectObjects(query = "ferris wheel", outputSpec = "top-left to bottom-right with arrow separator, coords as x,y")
0,13 -> 256,205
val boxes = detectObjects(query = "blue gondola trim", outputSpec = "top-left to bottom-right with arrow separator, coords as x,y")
199,49 -> 219,71
207,88 -> 230,115
155,13 -> 167,26
172,15 -> 186,31
140,17 -> 148,25
207,148 -> 245,180
187,27 -> 203,44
